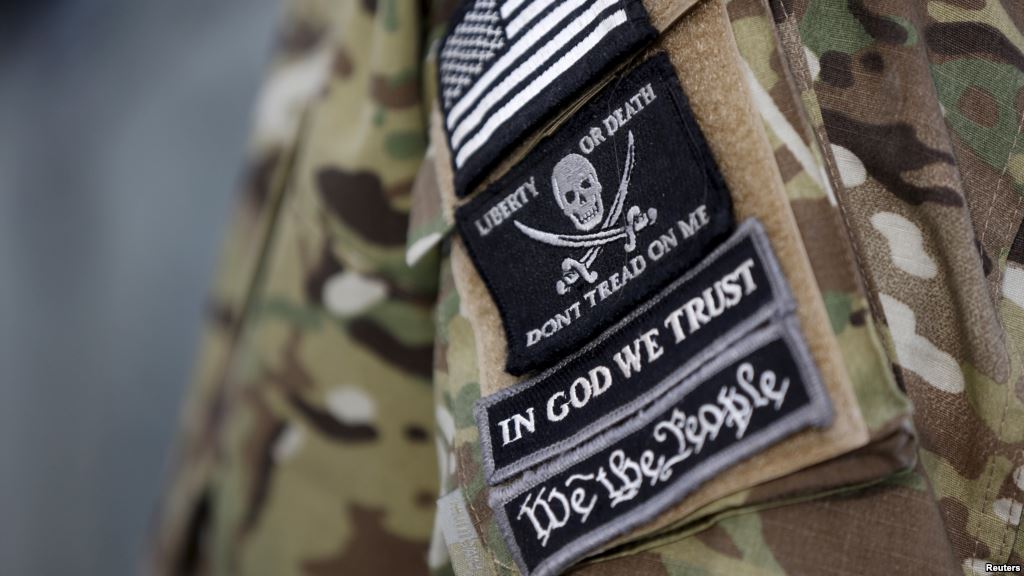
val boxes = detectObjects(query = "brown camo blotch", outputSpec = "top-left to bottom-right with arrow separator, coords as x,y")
572,552 -> 670,575
774,139 -> 804,183
265,330 -> 314,392
925,22 -> 1024,73
303,242 -> 344,306
767,37 -> 809,132
317,168 -> 410,246
903,370 -> 1000,480
789,197 -> 860,293
245,149 -> 281,214
942,0 -> 985,8
404,424 -> 429,442
277,20 -> 325,55
959,85 -> 1001,128
860,51 -> 884,73
820,108 -> 963,206
761,483 -> 956,573
333,47 -> 354,78
302,504 -> 429,576
371,74 -> 421,109
819,51 -> 854,88
938,497 -> 991,561
694,524 -> 744,560
725,0 -> 762,21
240,398 -> 285,533
286,391 -> 378,442
849,0 -> 907,44
348,318 -> 434,377
205,298 -> 235,330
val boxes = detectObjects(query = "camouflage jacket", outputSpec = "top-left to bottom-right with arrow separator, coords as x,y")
152,1 -> 1024,575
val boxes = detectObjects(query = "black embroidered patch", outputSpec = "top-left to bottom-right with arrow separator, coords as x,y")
490,319 -> 832,576
476,220 -> 793,484
439,0 -> 656,197
455,53 -> 734,375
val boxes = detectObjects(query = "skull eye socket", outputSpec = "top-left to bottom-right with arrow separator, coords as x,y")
579,177 -> 593,190
564,188 -> 578,205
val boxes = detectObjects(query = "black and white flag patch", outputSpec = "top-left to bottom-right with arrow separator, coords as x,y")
490,319 -> 832,576
476,220 -> 795,484
439,0 -> 656,197
455,52 -> 734,375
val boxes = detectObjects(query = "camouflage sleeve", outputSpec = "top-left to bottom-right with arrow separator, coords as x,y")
151,1 -> 456,575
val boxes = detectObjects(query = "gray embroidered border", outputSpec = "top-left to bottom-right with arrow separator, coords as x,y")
475,218 -> 796,484
488,317 -> 832,576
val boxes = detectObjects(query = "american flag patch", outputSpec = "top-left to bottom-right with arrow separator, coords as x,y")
438,0 -> 655,197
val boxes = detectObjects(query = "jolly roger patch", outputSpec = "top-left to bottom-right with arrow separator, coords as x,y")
438,0 -> 656,197
455,52 -> 734,375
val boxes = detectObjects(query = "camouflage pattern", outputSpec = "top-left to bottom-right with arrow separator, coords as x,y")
153,0 -> 1024,574
767,0 -> 1024,571
151,1 -> 457,574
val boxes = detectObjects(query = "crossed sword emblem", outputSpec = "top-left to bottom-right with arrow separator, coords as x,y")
513,131 -> 658,295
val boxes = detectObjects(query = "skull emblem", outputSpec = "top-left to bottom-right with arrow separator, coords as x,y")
551,153 -> 603,231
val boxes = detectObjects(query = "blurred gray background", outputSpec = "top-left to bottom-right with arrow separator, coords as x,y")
0,0 -> 281,573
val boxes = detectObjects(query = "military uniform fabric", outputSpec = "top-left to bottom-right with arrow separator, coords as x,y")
151,1 -> 453,574
150,0 -> 1024,575
767,0 -> 1024,569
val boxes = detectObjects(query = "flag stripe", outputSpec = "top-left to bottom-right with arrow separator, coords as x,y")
505,0 -> 559,39
500,0 -> 529,20
450,0 -> 621,149
446,0 -> 595,129
455,10 -> 628,168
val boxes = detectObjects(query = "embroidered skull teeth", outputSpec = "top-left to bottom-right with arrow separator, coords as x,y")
573,206 -> 600,228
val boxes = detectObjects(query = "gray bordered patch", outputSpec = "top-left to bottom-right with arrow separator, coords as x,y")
475,219 -> 795,484
439,0 -> 656,197
489,317 -> 832,576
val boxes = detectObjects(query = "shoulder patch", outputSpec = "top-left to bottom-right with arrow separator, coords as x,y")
490,317 -> 832,576
439,0 -> 657,197
475,220 -> 794,484
455,52 -> 733,375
